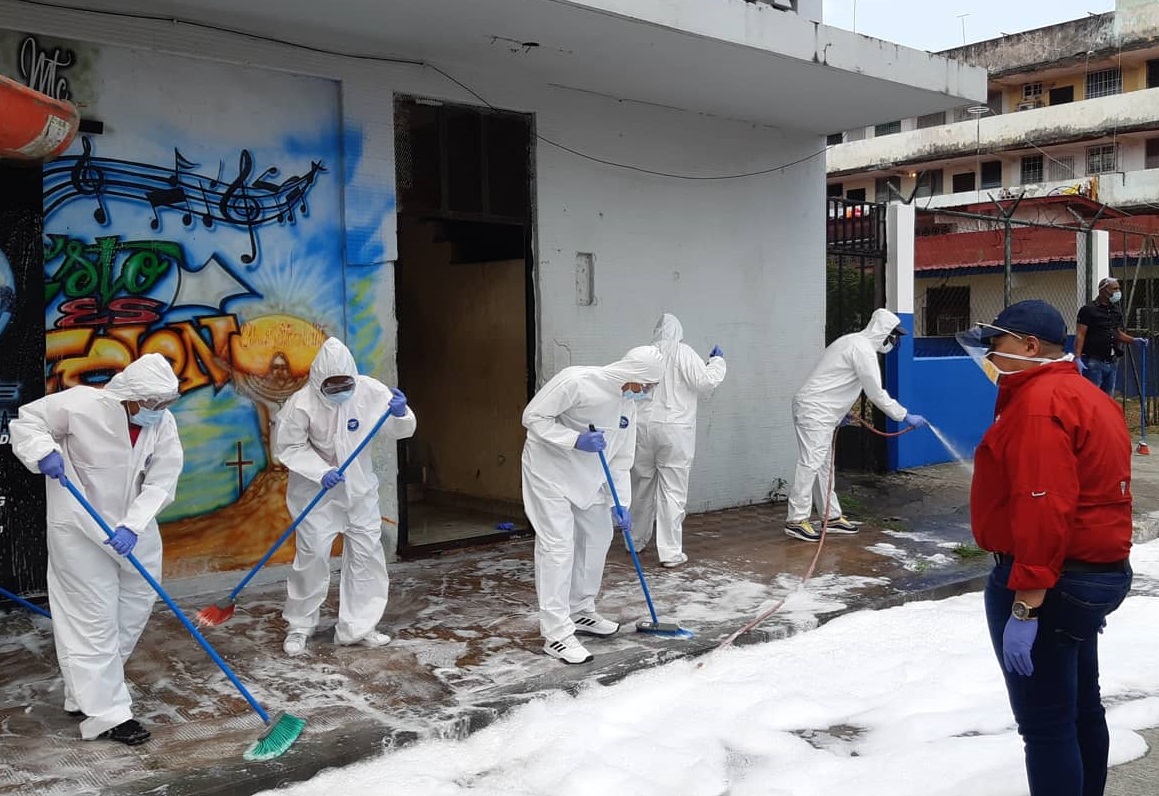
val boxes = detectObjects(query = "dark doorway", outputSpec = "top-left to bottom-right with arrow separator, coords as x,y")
0,162 -> 48,602
826,197 -> 889,472
1049,85 -> 1075,105
393,97 -> 535,554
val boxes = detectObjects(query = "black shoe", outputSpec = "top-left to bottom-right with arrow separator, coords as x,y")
98,718 -> 151,746
66,709 -> 86,719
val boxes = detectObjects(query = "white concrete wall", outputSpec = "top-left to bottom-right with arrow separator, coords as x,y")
4,0 -> 818,517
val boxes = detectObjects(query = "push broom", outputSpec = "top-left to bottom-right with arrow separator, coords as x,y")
61,477 -> 305,760
0,585 -> 51,619
591,424 -> 693,639
196,405 -> 397,628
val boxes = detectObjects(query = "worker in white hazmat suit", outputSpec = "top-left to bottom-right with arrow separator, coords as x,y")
274,337 -> 416,657
9,353 -> 183,746
522,345 -> 665,664
631,314 -> 726,568
786,308 -> 927,542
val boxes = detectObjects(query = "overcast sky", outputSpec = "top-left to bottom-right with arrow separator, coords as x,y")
823,0 -> 1117,53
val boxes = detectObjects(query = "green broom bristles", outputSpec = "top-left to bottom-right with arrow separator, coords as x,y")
243,711 -> 306,761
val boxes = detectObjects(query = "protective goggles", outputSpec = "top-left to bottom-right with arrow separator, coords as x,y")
320,376 -> 356,396
137,394 -> 179,411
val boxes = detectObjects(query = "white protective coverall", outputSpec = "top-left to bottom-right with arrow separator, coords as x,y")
274,338 -> 416,644
788,308 -> 908,524
631,314 -> 726,561
521,346 -> 665,643
9,354 -> 183,740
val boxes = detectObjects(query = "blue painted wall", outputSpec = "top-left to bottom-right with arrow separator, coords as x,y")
888,312 -> 997,469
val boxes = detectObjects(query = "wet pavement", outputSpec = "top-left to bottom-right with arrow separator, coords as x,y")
1,458 -> 1156,796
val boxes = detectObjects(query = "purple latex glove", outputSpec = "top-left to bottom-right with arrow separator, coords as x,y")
104,526 -> 138,557
37,451 -> 65,480
1002,616 -> 1038,677
321,469 -> 345,490
613,506 -> 632,533
1077,358 -> 1087,374
388,387 -> 408,418
575,430 -> 606,453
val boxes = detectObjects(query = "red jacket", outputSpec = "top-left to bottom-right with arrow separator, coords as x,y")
971,360 -> 1133,590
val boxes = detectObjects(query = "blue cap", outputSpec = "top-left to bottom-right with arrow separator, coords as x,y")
978,300 -> 1067,346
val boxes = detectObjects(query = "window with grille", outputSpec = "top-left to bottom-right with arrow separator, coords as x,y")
925,287 -> 971,336
827,182 -> 844,197
951,172 -> 976,193
845,127 -> 866,142
1022,82 -> 1043,100
1086,68 -> 1122,99
1086,144 -> 1118,175
1020,155 -> 1044,184
875,176 -> 901,203
980,160 -> 1003,189
1146,138 -> 1159,169
1047,155 -> 1075,182
826,132 -> 843,146
846,188 -> 867,201
874,120 -> 902,137
917,112 -> 945,129
914,169 -> 944,198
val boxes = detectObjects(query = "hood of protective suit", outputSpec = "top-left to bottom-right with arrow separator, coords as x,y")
652,314 -> 683,355
308,337 -> 359,395
861,308 -> 903,349
103,353 -> 179,402
601,345 -> 665,386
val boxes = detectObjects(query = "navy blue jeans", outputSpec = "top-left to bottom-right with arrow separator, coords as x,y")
1081,358 -> 1118,396
985,562 -> 1132,796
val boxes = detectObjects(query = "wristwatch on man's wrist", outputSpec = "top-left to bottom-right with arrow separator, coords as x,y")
1011,601 -> 1040,621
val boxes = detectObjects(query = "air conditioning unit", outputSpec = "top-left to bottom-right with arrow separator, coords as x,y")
1016,99 -> 1043,111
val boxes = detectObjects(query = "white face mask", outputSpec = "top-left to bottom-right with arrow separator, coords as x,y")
984,350 -> 1074,382
623,389 -> 652,402
878,340 -> 894,354
1111,291 -> 1122,303
131,407 -> 166,427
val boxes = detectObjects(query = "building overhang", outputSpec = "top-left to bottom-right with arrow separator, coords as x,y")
1,0 -> 987,133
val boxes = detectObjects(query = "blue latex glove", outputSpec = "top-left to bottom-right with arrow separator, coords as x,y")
709,345 -> 724,358
389,387 -> 408,418
1077,357 -> 1087,374
904,413 -> 929,429
321,469 -> 345,490
1135,337 -> 1149,348
613,506 -> 632,533
575,430 -> 606,453
1002,616 -> 1038,677
104,526 -> 138,557
37,451 -> 65,480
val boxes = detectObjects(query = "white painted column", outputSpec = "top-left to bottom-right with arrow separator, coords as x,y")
886,203 -> 915,316
1077,229 -> 1110,311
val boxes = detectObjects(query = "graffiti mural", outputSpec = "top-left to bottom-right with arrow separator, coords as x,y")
2,29 -> 354,576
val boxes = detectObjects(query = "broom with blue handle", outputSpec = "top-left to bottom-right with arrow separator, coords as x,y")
60,476 -> 304,760
0,585 -> 51,618
590,424 -> 693,639
196,399 -> 401,628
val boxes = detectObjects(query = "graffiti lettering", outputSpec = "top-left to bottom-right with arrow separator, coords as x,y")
45,234 -> 180,308
18,36 -> 74,101
46,315 -> 240,395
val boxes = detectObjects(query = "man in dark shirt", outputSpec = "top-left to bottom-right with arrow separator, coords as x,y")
1073,277 -> 1147,395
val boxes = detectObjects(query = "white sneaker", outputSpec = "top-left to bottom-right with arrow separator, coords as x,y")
355,631 -> 393,648
283,632 -> 308,657
544,636 -> 593,664
572,612 -> 620,637
660,552 -> 689,569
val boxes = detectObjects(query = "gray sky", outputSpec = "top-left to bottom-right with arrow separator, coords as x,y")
823,0 -> 1116,52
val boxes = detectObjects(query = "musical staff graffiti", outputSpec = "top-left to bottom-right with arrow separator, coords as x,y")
44,138 -> 327,264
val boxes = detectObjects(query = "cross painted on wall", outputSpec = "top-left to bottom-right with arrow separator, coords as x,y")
224,440 -> 253,500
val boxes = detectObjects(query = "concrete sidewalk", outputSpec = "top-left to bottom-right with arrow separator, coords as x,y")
0,457 -> 1156,796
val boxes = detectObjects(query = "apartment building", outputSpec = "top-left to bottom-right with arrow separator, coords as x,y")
826,0 -> 1159,341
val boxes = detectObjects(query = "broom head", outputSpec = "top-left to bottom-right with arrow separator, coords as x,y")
243,711 -> 306,761
194,600 -> 236,628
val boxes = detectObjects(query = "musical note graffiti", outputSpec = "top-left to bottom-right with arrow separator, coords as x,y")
43,138 -> 327,264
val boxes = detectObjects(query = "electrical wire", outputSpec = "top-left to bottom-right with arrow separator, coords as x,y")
16,0 -> 830,182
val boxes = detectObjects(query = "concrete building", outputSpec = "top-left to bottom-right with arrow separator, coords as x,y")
827,0 -> 1159,342
0,0 -> 984,588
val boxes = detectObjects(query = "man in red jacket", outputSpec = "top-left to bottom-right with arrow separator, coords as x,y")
967,299 -> 1133,796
